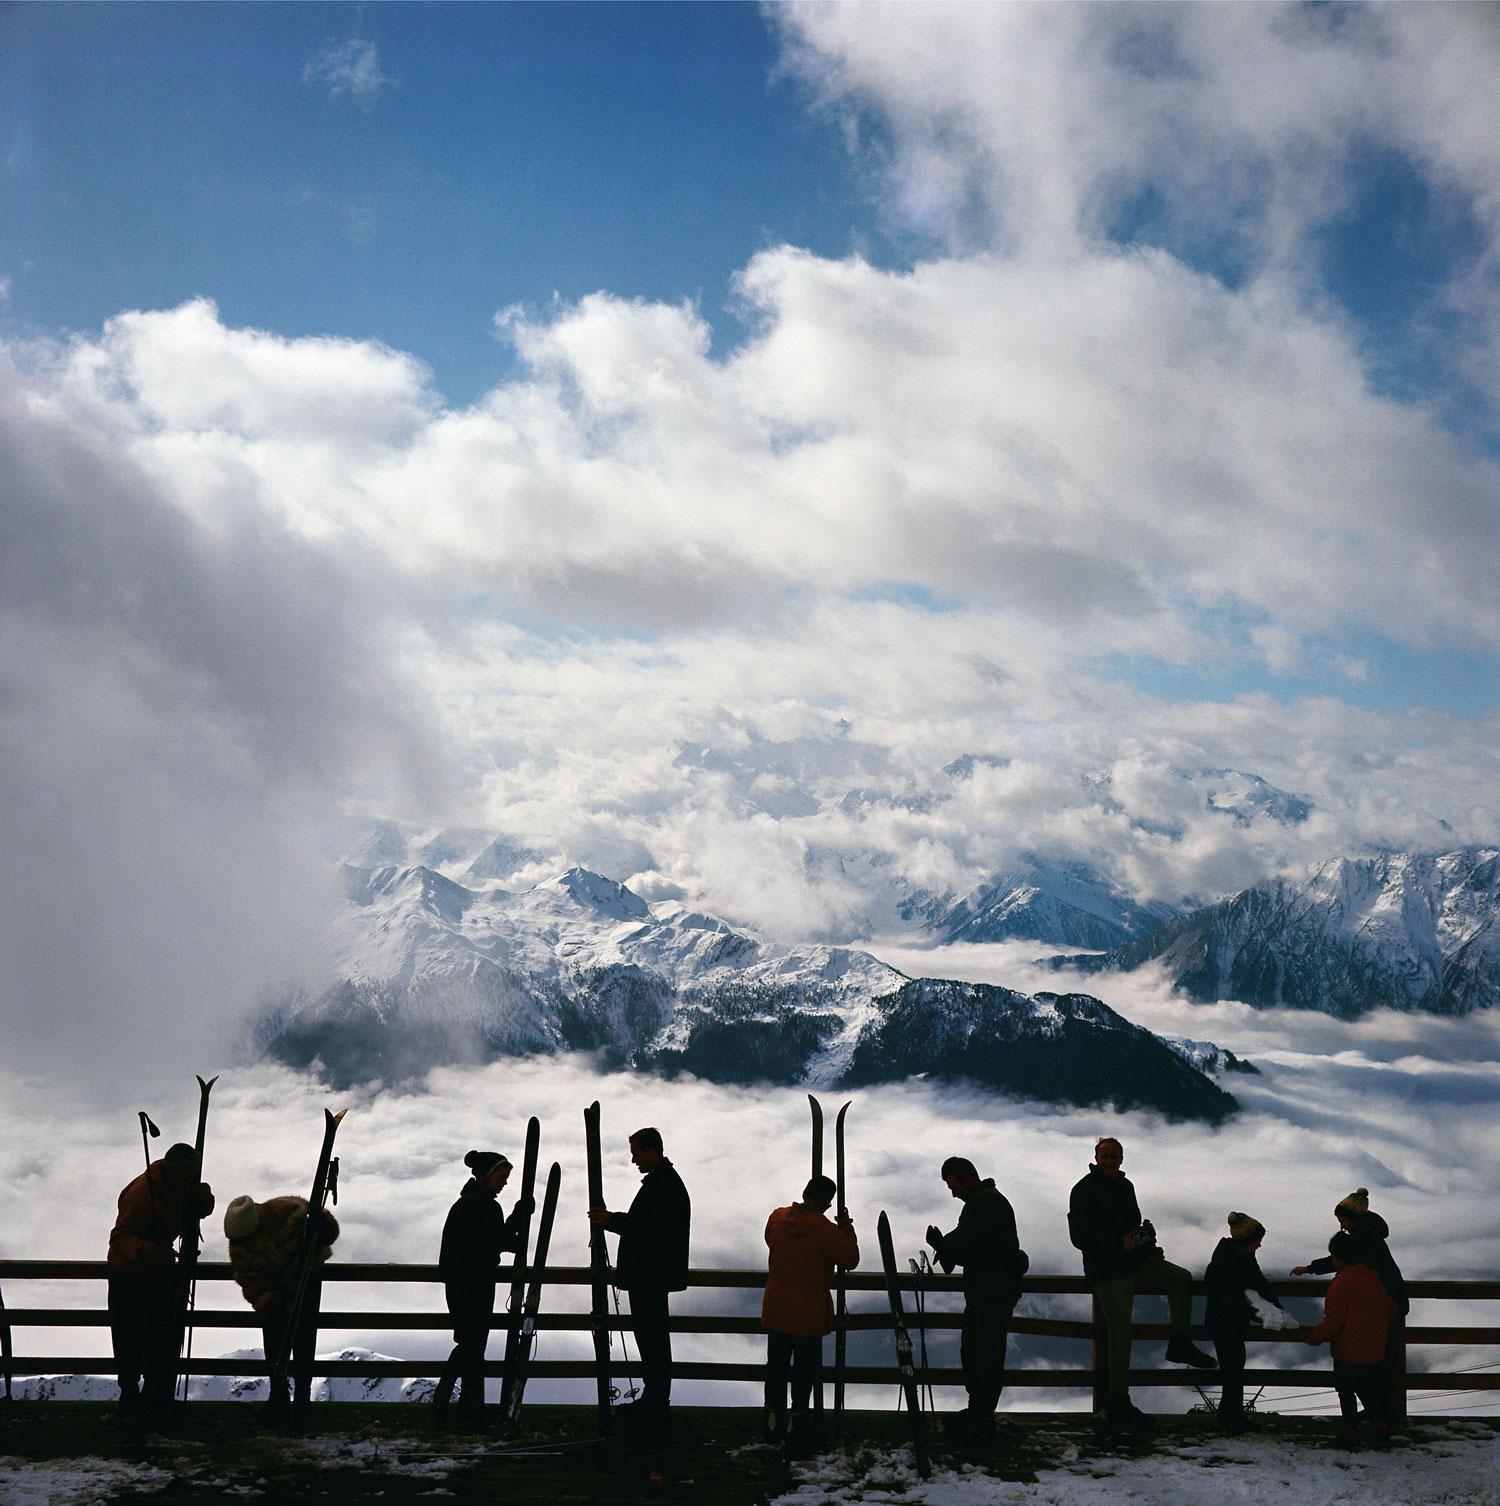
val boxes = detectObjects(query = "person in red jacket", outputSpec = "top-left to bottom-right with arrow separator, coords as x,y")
106,1142 -> 214,1423
761,1174 -> 859,1441
1303,1230 -> 1399,1445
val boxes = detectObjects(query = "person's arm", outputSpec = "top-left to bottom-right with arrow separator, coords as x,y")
832,1216 -> 859,1270
500,1195 -> 536,1251
109,1180 -> 176,1274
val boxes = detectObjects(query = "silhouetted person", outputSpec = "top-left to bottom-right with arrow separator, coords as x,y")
1304,1230 -> 1398,1446
1291,1186 -> 1407,1425
589,1126 -> 690,1435
433,1150 -> 533,1426
925,1156 -> 1027,1441
1204,1211 -> 1288,1435
223,1193 -> 339,1424
107,1142 -> 214,1425
761,1173 -> 859,1440
1067,1136 -> 1213,1429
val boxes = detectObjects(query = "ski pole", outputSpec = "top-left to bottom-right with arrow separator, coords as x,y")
137,1112 -> 161,1222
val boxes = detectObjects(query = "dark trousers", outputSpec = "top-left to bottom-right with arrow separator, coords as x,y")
628,1287 -> 673,1413
1334,1360 -> 1386,1426
108,1271 -> 183,1409
764,1329 -> 822,1415
261,1274 -> 322,1413
1212,1331 -> 1246,1420
436,1280 -> 496,1412
960,1298 -> 1013,1417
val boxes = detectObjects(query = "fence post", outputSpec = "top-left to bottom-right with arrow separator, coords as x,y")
1090,1293 -> 1108,1413
1391,1318 -> 1407,1425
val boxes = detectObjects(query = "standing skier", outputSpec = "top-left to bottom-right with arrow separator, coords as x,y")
223,1193 -> 340,1424
1067,1136 -> 1213,1429
588,1126 -> 690,1436
925,1156 -> 1027,1441
107,1142 -> 214,1425
433,1150 -> 533,1426
1204,1211 -> 1288,1434
761,1174 -> 859,1441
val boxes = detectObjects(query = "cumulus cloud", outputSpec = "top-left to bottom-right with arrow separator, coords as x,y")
302,37 -> 390,104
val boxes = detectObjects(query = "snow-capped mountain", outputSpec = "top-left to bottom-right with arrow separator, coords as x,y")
928,854 -> 1180,949
256,865 -> 1237,1121
1051,849 -> 1500,1017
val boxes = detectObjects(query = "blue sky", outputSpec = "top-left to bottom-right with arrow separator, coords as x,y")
1,3 -> 885,401
1,2 -> 1497,971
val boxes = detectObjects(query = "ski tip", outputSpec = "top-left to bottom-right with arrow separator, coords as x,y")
837,1099 -> 851,1119
196,1074 -> 219,1092
328,1107 -> 348,1127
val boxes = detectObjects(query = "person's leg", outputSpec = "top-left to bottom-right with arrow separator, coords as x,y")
291,1275 -> 323,1416
260,1307 -> 292,1418
962,1300 -> 1008,1420
1150,1261 -> 1213,1366
1332,1362 -> 1362,1441
452,1283 -> 495,1418
108,1273 -> 147,1413
630,1287 -> 672,1415
764,1329 -> 792,1419
789,1335 -> 822,1418
141,1275 -> 183,1413
1212,1333 -> 1246,1429
1094,1275 -> 1136,1403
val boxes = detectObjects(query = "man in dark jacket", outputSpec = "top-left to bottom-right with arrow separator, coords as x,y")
1204,1211 -> 1289,1434
1067,1137 -> 1212,1428
589,1126 -> 690,1430
925,1157 -> 1027,1440
107,1142 -> 215,1423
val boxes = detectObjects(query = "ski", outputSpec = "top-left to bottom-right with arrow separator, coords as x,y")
498,1115 -> 541,1415
177,1073 -> 217,1401
808,1094 -> 825,1416
275,1107 -> 347,1378
584,1100 -> 612,1437
877,1211 -> 930,1479
0,1279 -> 12,1402
497,1159 -> 562,1436
833,1099 -> 850,1417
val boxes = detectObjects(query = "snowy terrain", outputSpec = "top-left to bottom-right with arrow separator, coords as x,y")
254,865 -> 1235,1119
1060,849 -> 1500,1016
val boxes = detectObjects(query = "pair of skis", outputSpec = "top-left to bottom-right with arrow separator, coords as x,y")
274,1106 -> 347,1390
807,1094 -> 850,1417
584,1101 -> 613,1439
876,1211 -> 931,1478
497,1116 -> 562,1436
177,1074 -> 217,1400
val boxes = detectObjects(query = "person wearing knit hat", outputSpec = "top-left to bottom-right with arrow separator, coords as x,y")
1204,1211 -> 1288,1434
224,1193 -> 340,1425
1291,1186 -> 1408,1427
106,1139 -> 214,1425
432,1149 -> 534,1426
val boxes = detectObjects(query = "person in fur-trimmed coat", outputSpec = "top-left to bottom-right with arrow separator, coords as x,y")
224,1194 -> 339,1421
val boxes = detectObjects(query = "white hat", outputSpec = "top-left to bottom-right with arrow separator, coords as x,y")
223,1195 -> 260,1240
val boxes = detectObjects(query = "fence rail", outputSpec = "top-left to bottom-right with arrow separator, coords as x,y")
3,1262 -> 1496,1409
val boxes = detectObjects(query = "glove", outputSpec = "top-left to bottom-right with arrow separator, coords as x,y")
925,1224 -> 943,1252
516,1196 -> 536,1218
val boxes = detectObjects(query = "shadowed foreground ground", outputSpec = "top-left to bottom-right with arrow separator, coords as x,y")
0,1405 -> 1495,1504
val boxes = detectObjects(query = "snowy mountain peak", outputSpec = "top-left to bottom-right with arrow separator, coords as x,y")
535,867 -> 652,921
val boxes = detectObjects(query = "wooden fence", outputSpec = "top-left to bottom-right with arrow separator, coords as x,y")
2,1262 -> 1496,1415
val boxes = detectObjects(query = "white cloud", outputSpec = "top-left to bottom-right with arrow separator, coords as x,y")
303,38 -> 391,104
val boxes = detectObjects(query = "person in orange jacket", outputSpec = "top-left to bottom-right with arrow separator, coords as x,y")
106,1142 -> 214,1422
761,1174 -> 859,1440
1303,1230 -> 1399,1446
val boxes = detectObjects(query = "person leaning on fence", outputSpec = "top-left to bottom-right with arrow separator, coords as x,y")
432,1149 -> 533,1426
107,1141 -> 215,1425
1302,1229 -> 1399,1447
1204,1211 -> 1289,1435
588,1126 -> 691,1436
1291,1186 -> 1408,1426
925,1156 -> 1028,1442
761,1173 -> 859,1442
223,1193 -> 339,1425
1067,1136 -> 1213,1430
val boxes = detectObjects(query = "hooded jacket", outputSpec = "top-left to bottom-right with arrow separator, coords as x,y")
1306,1261 -> 1398,1366
930,1180 -> 1027,1305
761,1203 -> 860,1338
107,1160 -> 215,1277
1306,1210 -> 1408,1316
226,1196 -> 339,1313
438,1178 -> 528,1288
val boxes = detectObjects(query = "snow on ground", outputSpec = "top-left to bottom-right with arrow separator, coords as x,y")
0,1457 -> 179,1506
771,1421 -> 1500,1506
773,1426 -> 1500,1506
